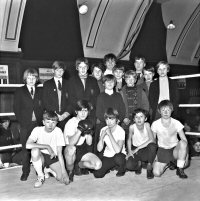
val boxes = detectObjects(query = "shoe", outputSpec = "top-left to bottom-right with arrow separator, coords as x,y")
116,171 -> 126,177
68,170 -> 74,182
147,169 -> 154,179
20,173 -> 29,181
168,161 -> 177,170
176,168 -> 188,179
74,165 -> 82,176
34,176 -> 45,188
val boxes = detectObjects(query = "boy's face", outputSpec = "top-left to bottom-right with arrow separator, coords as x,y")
144,70 -> 154,82
54,68 -> 64,79
77,62 -> 88,76
113,69 -> 124,80
159,106 -> 172,119
105,117 -> 117,128
134,59 -> 145,72
134,112 -> 146,126
93,67 -> 102,80
77,108 -> 88,120
43,119 -> 57,133
125,75 -> 136,87
157,64 -> 168,77
1,120 -> 10,130
105,59 -> 116,70
26,74 -> 37,87
104,80 -> 115,90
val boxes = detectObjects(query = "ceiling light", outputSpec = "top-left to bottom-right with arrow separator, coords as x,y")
167,20 -> 175,30
78,3 -> 88,15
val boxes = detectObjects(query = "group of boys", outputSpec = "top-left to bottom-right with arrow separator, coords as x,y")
13,53 -> 188,188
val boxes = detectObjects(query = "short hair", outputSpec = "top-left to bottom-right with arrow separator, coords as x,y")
157,100 -> 174,112
124,70 -> 137,80
104,108 -> 119,120
75,57 -> 89,69
75,100 -> 93,112
134,56 -> 146,64
52,61 -> 66,71
43,111 -> 58,122
23,68 -> 39,84
113,64 -> 125,73
103,53 -> 117,64
102,74 -> 116,84
90,62 -> 105,73
156,61 -> 170,72
132,108 -> 149,119
143,66 -> 155,74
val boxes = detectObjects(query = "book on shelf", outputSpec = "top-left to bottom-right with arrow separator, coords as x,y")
0,65 -> 9,84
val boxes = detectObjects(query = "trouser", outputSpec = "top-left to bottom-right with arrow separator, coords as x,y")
93,153 -> 126,178
126,143 -> 157,171
20,122 -> 37,174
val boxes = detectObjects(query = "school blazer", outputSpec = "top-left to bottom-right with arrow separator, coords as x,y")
14,85 -> 43,127
42,78 -> 72,115
67,74 -> 100,110
149,77 -> 179,121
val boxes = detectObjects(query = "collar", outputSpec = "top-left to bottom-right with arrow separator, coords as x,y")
54,77 -> 62,83
105,89 -> 114,95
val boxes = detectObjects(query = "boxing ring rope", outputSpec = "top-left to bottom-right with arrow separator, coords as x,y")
0,73 -> 199,150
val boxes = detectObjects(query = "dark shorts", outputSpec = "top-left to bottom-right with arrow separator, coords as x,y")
157,147 -> 175,164
76,142 -> 92,163
41,152 -> 59,168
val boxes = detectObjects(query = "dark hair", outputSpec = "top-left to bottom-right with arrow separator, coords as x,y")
103,53 -> 117,64
75,100 -> 93,112
43,111 -> 58,122
23,68 -> 39,84
104,108 -> 119,120
90,62 -> 105,73
102,74 -> 116,84
75,57 -> 89,69
113,64 -> 125,73
52,61 -> 66,71
143,66 -> 155,74
157,100 -> 174,112
124,70 -> 137,80
132,108 -> 149,119
134,56 -> 146,64
0,116 -> 10,124
156,61 -> 170,72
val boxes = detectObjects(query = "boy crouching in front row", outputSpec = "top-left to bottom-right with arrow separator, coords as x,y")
26,111 -> 69,188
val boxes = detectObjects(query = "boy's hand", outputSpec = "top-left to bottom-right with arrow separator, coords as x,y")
47,146 -> 56,159
61,173 -> 70,185
123,118 -> 130,125
126,152 -> 134,160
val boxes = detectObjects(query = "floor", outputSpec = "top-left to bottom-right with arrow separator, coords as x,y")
1,159 -> 200,201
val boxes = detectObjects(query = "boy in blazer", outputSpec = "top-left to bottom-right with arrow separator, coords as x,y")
42,61 -> 72,131
14,68 -> 43,181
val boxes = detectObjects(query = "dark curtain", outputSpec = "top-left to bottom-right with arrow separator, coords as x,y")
129,2 -> 167,63
19,0 -> 84,61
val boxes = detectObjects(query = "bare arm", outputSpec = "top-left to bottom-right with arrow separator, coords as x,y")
127,125 -> 134,158
178,129 -> 188,144
26,137 -> 56,159
97,130 -> 106,152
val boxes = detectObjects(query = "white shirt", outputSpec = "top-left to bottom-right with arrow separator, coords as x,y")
54,77 -> 62,90
132,123 -> 149,147
26,85 -> 35,96
64,117 -> 89,146
100,125 -> 126,157
158,77 -> 169,103
151,118 -> 184,149
29,126 -> 65,155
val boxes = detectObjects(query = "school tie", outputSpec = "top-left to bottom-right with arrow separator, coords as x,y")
58,80 -> 62,91
30,87 -> 34,96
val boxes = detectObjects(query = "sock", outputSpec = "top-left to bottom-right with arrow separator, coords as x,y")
177,160 -> 185,168
32,158 -> 44,177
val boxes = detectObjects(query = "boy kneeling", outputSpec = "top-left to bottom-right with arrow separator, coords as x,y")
26,111 -> 69,188
152,100 -> 188,179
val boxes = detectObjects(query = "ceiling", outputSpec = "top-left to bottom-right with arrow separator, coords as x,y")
0,0 -> 199,66
78,0 -> 200,66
